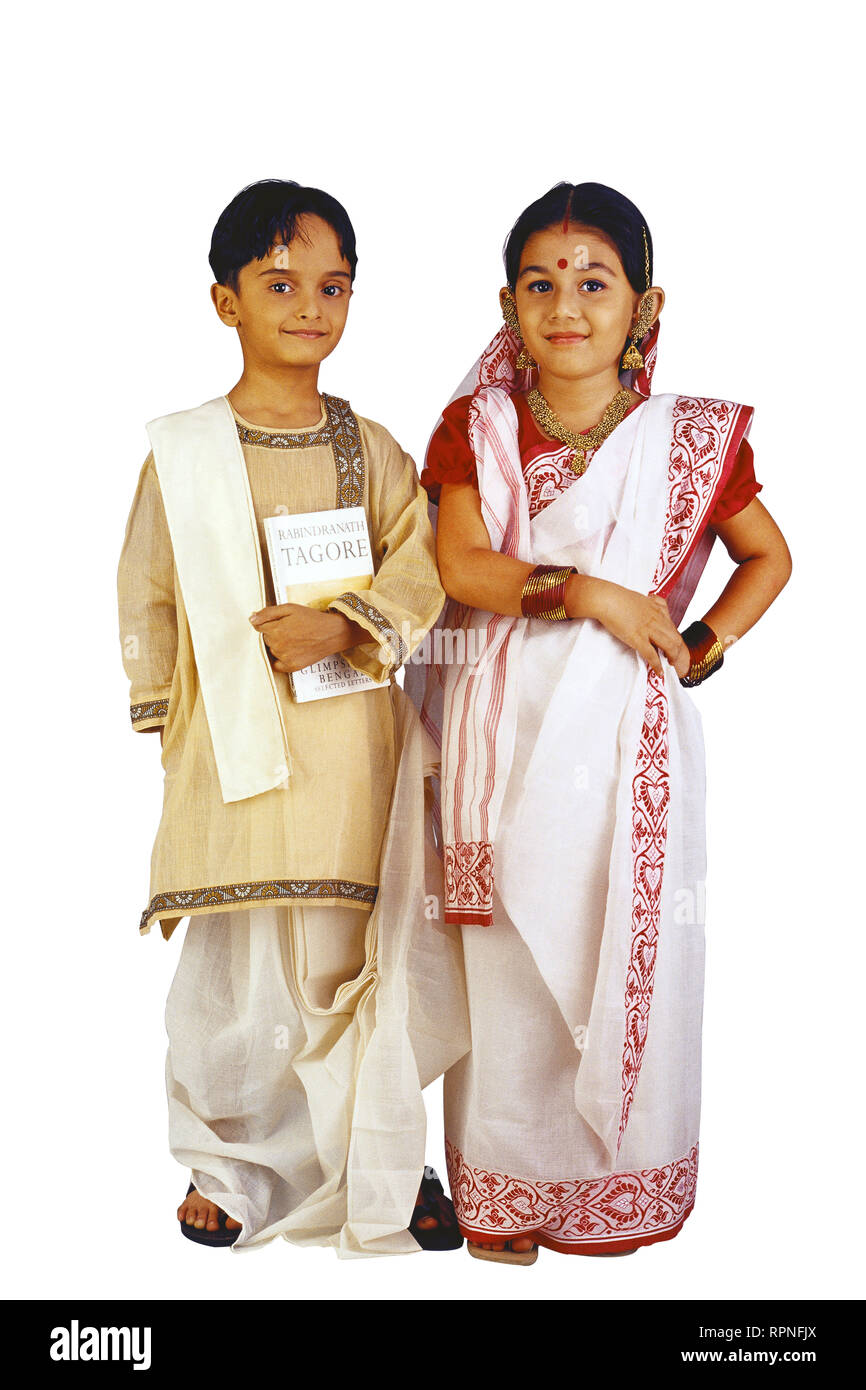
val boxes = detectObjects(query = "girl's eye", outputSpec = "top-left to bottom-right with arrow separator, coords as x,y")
581,279 -> 606,293
527,279 -> 553,293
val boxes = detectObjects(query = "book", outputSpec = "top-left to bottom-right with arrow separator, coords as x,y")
262,507 -> 390,703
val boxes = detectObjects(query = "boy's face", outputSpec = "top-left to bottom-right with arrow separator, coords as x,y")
212,214 -> 353,368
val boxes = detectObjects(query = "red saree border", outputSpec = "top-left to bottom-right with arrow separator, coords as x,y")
445,1138 -> 698,1254
619,667 -> 670,1151
655,396 -> 753,601
442,390 -> 531,928
443,841 -> 495,926
616,395 -> 746,1152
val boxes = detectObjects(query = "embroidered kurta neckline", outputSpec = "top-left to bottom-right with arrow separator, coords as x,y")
231,398 -> 331,449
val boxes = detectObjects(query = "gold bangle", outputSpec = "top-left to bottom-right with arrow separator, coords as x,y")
521,565 -> 576,620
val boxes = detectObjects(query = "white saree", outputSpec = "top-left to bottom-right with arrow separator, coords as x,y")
416,355 -> 753,1252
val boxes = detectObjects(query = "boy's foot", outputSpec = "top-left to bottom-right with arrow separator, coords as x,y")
177,1185 -> 242,1236
409,1166 -> 463,1251
414,1198 -> 438,1233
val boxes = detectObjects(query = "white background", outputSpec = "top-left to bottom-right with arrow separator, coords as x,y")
2,0 -> 862,1303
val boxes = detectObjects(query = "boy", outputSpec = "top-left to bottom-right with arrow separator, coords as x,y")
117,180 -> 467,1256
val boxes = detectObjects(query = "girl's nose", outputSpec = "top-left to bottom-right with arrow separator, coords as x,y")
550,285 -> 586,318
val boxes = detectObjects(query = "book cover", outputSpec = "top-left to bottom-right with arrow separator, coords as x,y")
263,507 -> 390,703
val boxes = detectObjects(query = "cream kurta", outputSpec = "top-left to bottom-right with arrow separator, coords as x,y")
118,395 -> 444,938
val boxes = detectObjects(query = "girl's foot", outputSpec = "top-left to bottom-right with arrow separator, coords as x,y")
467,1237 -> 538,1265
474,1237 -> 536,1253
177,1185 -> 242,1235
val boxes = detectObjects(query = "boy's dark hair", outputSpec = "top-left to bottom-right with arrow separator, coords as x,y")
503,181 -> 653,293
209,179 -> 358,291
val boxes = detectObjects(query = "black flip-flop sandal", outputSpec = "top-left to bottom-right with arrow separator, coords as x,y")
179,1181 -> 241,1248
409,1166 -> 464,1251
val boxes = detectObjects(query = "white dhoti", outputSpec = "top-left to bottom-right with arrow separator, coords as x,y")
166,688 -> 470,1257
167,902 -> 370,1251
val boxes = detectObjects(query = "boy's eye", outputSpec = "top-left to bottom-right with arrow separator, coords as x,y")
322,284 -> 344,297
270,281 -> 292,293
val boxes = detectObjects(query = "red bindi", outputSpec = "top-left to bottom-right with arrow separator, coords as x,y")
557,257 -> 568,269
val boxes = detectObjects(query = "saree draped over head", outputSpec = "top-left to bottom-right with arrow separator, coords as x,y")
410,316 -> 754,1250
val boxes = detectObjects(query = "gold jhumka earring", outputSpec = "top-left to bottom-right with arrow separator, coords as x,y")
620,226 -> 654,371
501,289 -> 536,370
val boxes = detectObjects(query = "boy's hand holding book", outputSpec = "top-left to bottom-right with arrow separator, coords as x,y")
249,603 -> 367,674
260,506 -> 391,702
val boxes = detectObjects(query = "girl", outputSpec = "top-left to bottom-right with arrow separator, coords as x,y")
415,182 -> 791,1264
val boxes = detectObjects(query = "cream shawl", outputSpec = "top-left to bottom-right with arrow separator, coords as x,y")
146,396 -> 292,803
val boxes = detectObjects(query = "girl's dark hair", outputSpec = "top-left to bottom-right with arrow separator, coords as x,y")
503,181 -> 652,292
209,179 -> 358,291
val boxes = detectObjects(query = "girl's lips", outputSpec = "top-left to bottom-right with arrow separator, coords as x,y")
546,333 -> 587,343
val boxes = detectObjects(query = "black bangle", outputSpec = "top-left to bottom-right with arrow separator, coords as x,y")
679,621 -> 724,687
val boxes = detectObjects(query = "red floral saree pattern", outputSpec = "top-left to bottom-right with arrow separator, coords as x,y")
617,395 -> 745,1151
446,1139 -> 698,1252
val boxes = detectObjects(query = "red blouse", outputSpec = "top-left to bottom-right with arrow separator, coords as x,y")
420,393 -> 761,526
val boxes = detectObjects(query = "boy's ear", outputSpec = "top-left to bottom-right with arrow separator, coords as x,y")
211,282 -> 240,327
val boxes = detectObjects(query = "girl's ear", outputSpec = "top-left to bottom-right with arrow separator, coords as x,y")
500,287 -> 520,332
645,286 -> 665,324
631,286 -> 665,337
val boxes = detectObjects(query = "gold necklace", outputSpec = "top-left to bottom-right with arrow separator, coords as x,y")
526,387 -> 633,474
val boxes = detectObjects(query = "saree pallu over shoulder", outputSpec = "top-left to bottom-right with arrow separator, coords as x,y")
654,395 -> 754,623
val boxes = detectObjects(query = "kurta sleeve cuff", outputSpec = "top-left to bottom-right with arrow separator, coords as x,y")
130,697 -> 170,731
328,591 -> 410,683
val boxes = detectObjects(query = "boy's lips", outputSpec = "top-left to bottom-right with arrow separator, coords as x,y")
285,329 -> 326,338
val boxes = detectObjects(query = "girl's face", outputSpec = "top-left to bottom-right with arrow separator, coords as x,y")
510,223 -> 656,385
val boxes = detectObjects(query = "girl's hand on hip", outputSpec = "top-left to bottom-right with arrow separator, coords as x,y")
591,582 -> 690,678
